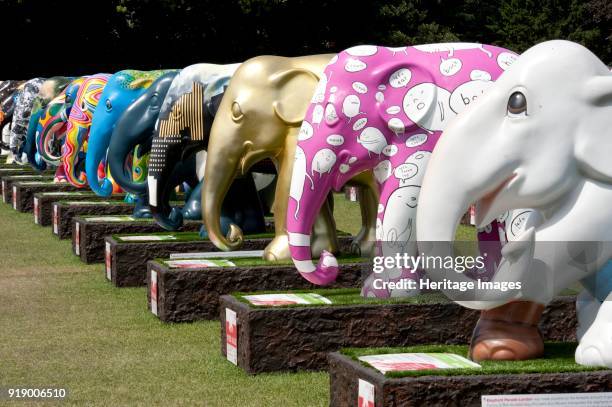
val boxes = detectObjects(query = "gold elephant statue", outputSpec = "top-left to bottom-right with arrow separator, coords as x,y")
203,54 -> 379,261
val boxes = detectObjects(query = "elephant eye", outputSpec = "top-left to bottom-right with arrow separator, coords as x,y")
105,99 -> 112,111
231,101 -> 244,122
81,101 -> 87,111
507,91 -> 527,117
150,94 -> 159,109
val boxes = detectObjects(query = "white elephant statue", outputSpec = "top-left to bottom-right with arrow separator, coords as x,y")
417,40 -> 612,367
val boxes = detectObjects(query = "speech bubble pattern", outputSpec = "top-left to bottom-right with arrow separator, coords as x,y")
449,80 -> 494,114
353,117 -> 368,131
497,52 -> 518,70
311,148 -> 336,176
324,103 -> 338,124
289,43 -> 517,292
326,134 -> 344,146
389,68 -> 412,88
440,57 -> 462,76
403,83 -> 454,132
298,121 -> 313,141
373,160 -> 392,183
311,104 -> 324,124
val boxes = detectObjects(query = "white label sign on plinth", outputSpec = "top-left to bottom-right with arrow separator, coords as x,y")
358,379 -> 375,407
225,308 -> 238,365
33,197 -> 39,224
52,205 -> 59,234
105,242 -> 112,280
150,270 -> 158,316
75,222 -> 80,255
482,392 -> 612,406
12,185 -> 17,209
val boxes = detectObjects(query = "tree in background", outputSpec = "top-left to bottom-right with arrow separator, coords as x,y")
0,0 -> 608,77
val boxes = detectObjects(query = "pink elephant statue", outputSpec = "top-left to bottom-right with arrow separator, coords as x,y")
287,43 -> 519,292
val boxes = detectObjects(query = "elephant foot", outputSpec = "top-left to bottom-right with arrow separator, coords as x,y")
263,235 -> 291,261
469,301 -> 544,362
347,212 -> 377,256
133,207 -> 153,219
350,234 -> 376,257
199,225 -> 209,240
182,207 -> 202,220
575,292 -> 612,368
311,230 -> 339,258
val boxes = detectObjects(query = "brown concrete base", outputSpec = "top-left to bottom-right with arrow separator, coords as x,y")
147,259 -> 366,322
0,167 -> 37,180
71,216 -> 201,263
2,174 -> 54,204
52,202 -> 135,239
12,181 -> 79,212
328,351 -> 612,406
105,234 -> 273,287
33,192 -> 124,226
218,295 -> 577,374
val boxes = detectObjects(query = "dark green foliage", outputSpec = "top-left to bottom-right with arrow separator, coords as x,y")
0,0 -> 609,77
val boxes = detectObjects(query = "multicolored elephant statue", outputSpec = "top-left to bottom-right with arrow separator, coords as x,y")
0,80 -> 23,131
416,41 -> 612,367
146,63 -> 266,234
286,43 -> 516,287
9,77 -> 45,163
107,71 -> 179,217
24,76 -> 72,171
36,77 -> 86,167
203,55 -> 379,261
61,74 -> 110,187
86,69 -> 174,196
0,80 -> 24,157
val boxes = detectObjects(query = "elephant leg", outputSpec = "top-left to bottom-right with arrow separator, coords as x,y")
347,171 -> 379,256
575,291 -> 612,368
311,192 -> 339,257
200,176 -> 267,239
132,193 -> 152,219
469,301 -> 545,362
263,148 -> 293,261
361,178 -> 420,299
182,180 -> 203,220
224,175 -> 267,235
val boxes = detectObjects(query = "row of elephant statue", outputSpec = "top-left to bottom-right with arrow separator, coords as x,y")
2,40 -> 611,369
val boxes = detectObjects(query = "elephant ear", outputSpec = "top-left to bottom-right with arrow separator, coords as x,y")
377,62 -> 437,135
575,74 -> 612,182
130,77 -> 155,90
270,68 -> 320,126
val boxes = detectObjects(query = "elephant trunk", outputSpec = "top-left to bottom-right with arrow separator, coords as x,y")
203,147 -> 243,251
108,125 -> 150,196
37,117 -> 65,165
287,172 -> 338,285
85,128 -> 114,196
25,110 -> 46,171
415,125 -> 529,309
148,135 -> 185,230
62,125 -> 88,187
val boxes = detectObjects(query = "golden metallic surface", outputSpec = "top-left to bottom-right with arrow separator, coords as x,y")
158,82 -> 206,141
203,54 -> 379,260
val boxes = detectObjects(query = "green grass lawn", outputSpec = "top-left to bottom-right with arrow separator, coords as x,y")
0,198 -> 370,406
0,193 -> 480,406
